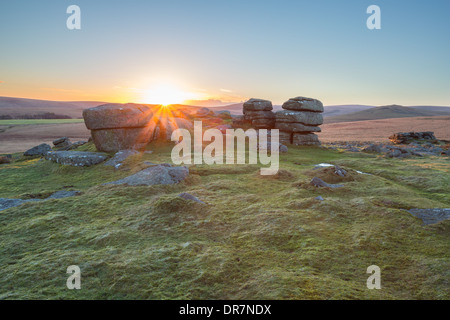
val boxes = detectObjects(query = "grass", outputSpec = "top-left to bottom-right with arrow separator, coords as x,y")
0,142 -> 448,299
0,119 -> 84,125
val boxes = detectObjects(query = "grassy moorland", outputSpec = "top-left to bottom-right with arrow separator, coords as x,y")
0,142 -> 449,299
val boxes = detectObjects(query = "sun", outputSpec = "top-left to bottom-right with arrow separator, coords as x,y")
142,83 -> 196,106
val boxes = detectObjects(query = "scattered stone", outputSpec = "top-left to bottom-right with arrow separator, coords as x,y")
333,165 -> 347,177
407,208 -> 450,225
0,190 -> 80,211
178,192 -> 205,204
104,150 -> 140,169
310,177 -> 344,189
0,198 -> 40,211
24,143 -> 52,156
53,137 -> 72,150
389,131 -> 436,144
66,141 -> 87,150
106,165 -> 189,186
46,190 -> 81,199
362,144 -> 382,153
279,144 -> 288,153
45,151 -> 109,166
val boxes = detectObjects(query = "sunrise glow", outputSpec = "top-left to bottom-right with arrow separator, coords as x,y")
141,83 -> 199,106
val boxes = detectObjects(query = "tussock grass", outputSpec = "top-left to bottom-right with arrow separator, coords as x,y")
0,142 -> 448,299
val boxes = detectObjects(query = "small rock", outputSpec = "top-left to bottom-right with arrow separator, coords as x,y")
178,193 -> 205,204
106,165 -> 189,186
104,150 -> 140,169
46,190 -> 81,199
24,143 -> 52,156
407,208 -> 450,225
315,196 -> 324,201
310,177 -> 344,189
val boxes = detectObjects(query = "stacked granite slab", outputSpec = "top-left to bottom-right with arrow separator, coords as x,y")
275,97 -> 324,145
243,98 -> 275,129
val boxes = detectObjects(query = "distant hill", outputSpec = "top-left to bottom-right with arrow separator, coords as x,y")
325,105 -> 450,123
323,105 -> 375,117
0,97 -> 106,119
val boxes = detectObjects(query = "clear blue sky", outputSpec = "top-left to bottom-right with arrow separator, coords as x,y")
0,0 -> 449,106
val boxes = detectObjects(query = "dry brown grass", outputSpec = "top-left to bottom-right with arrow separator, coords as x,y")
318,116 -> 450,143
0,123 -> 90,153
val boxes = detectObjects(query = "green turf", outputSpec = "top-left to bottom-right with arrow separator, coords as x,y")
0,143 -> 448,299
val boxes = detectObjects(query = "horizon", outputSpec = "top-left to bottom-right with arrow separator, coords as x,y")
1,95 -> 450,109
0,1 -> 449,106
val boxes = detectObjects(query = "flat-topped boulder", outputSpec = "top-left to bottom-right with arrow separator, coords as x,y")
83,103 -> 154,130
83,103 -> 159,153
282,97 -> 324,113
45,151 -> 109,167
243,98 -> 273,112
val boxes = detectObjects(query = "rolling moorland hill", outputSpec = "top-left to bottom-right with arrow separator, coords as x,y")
1,97 -> 449,121
325,105 -> 450,123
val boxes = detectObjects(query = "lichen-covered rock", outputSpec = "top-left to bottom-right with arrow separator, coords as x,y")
310,177 -> 343,188
389,131 -> 436,144
91,125 -> 157,153
292,133 -> 320,146
24,143 -> 52,156
282,97 -> 324,112
45,151 -> 109,166
275,110 -> 323,125
243,98 -> 273,112
274,122 -> 321,133
106,165 -> 189,186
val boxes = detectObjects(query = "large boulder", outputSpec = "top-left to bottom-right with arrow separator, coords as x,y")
106,165 -> 189,186
24,143 -> 52,156
83,103 -> 154,130
282,97 -> 324,112
275,110 -> 323,125
45,151 -> 109,166
91,125 -> 157,153
243,98 -> 273,112
83,103 -> 158,153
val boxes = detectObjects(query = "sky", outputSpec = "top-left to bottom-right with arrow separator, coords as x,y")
0,0 -> 449,106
